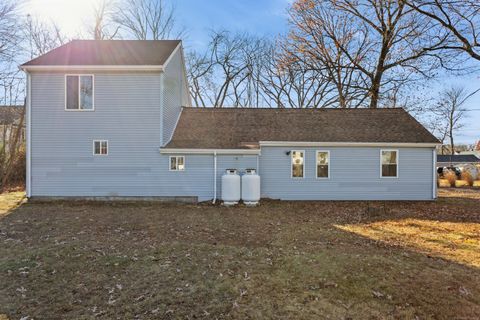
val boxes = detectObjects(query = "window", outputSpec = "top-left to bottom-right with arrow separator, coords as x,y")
170,156 -> 185,171
291,150 -> 304,178
93,140 -> 108,155
381,149 -> 398,177
66,75 -> 94,110
316,151 -> 330,178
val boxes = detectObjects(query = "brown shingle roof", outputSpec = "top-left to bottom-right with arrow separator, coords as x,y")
165,107 -> 440,149
22,40 -> 180,66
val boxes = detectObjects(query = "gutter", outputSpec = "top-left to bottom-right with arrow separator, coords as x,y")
160,148 -> 261,155
259,141 -> 441,148
20,65 -> 165,72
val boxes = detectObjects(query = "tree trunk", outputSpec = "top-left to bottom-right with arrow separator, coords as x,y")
1,106 -> 25,191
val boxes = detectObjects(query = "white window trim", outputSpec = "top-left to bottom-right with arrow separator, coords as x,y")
316,150 -> 330,179
291,150 -> 305,179
169,156 -> 186,172
93,140 -> 108,156
380,149 -> 399,178
65,74 -> 95,111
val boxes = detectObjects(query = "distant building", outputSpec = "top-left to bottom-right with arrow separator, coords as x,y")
457,140 -> 480,158
437,154 -> 480,167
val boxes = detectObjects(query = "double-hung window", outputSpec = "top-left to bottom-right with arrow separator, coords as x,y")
93,140 -> 108,155
316,151 -> 330,179
170,156 -> 185,171
291,150 -> 304,178
66,75 -> 94,110
381,149 -> 398,178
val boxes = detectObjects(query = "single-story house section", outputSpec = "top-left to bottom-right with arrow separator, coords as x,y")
437,154 -> 480,167
21,40 -> 440,202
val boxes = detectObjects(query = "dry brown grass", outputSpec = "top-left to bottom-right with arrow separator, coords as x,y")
438,178 -> 450,188
337,218 -> 480,267
444,170 -> 457,187
461,171 -> 474,186
0,190 -> 479,319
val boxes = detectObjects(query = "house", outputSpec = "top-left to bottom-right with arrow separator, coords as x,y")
458,141 -> 480,158
21,40 -> 440,202
437,154 -> 480,167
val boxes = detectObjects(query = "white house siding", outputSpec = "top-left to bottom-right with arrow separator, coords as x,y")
162,48 -> 189,145
259,146 -> 435,200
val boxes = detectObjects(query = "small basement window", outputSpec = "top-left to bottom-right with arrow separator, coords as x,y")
316,151 -> 330,178
170,156 -> 185,171
66,75 -> 94,110
291,150 -> 304,178
381,149 -> 398,177
93,140 -> 108,155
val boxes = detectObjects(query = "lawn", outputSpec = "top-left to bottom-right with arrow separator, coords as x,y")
0,190 -> 479,319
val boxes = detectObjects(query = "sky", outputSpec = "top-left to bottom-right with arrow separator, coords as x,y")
21,0 -> 479,145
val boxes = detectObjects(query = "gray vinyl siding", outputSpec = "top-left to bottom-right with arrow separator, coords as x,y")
29,71 -> 208,200
162,48 -> 188,145
29,70 -> 434,202
259,147 -> 435,200
29,70 -> 254,202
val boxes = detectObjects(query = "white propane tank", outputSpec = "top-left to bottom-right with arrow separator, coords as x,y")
221,169 -> 241,206
241,169 -> 260,206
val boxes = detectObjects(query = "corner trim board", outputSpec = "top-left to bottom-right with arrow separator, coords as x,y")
159,72 -> 164,145
26,72 -> 32,197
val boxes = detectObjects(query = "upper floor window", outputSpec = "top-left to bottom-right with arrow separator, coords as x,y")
93,140 -> 108,155
170,156 -> 185,171
316,151 -> 330,179
66,75 -> 94,110
381,149 -> 398,178
291,150 -> 304,178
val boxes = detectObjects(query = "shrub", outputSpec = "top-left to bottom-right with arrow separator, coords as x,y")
461,171 -> 474,186
0,147 -> 26,190
444,170 -> 457,187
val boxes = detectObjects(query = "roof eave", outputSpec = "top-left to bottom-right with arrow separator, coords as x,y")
259,141 -> 441,147
19,65 -> 165,72
160,148 -> 261,155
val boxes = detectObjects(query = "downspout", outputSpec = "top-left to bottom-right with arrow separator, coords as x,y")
212,151 -> 217,204
26,72 -> 32,198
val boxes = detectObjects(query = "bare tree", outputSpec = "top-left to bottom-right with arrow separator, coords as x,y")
24,15 -> 66,58
187,31 -> 342,108
186,51 -> 214,107
283,2 -> 371,108
260,43 -> 338,108
0,0 -> 20,66
187,31 -> 262,108
431,86 -> 479,155
285,0 -> 451,109
113,0 -> 185,40
88,0 -> 120,40
406,0 -> 480,61
0,3 -> 68,189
